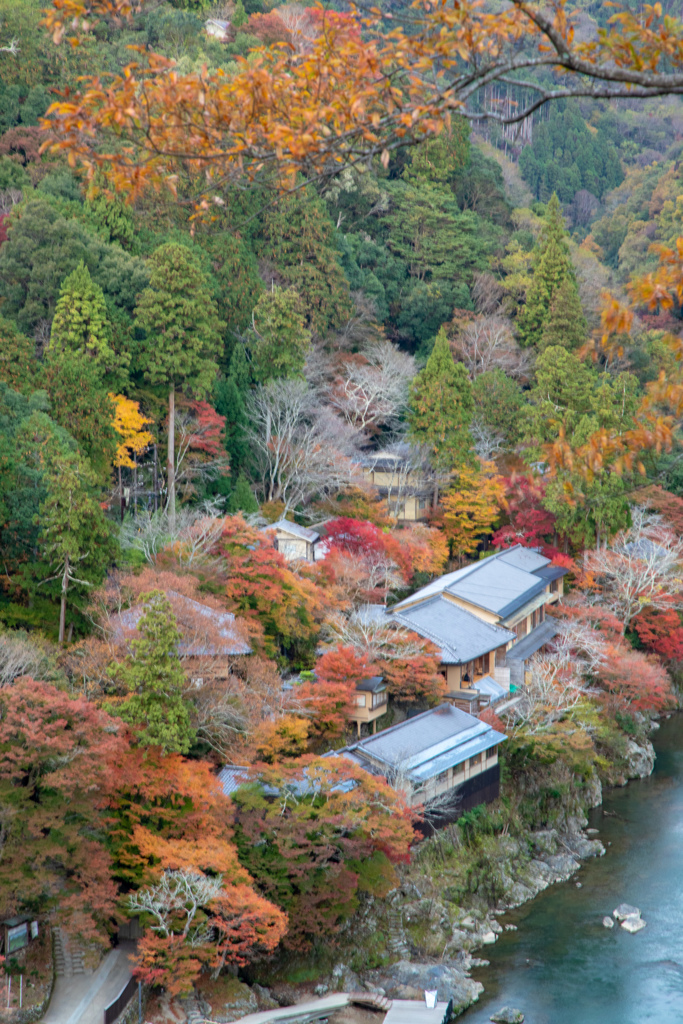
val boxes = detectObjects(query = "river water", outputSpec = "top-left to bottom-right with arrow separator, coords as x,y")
460,713 -> 683,1024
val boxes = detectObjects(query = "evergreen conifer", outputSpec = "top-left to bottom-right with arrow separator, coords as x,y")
539,276 -> 588,351
49,261 -> 115,366
227,472 -> 259,514
407,327 -> 474,488
517,194 -> 584,349
258,190 -> 353,336
117,591 -> 195,755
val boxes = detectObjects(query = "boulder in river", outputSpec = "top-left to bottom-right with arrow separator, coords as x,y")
621,915 -> 647,934
490,1008 -> 525,1023
371,960 -> 483,1010
613,903 -> 640,920
602,916 -> 615,929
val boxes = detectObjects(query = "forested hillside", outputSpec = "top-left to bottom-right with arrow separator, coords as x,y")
3,0 -> 683,1011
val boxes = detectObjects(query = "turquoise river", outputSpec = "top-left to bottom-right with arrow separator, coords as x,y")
461,713 -> 683,1024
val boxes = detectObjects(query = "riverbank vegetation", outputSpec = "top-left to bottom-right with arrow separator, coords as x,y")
4,0 -> 683,1009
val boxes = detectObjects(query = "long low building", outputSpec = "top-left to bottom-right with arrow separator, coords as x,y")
339,703 -> 505,821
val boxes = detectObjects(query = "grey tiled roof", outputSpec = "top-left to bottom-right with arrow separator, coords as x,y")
533,565 -> 568,582
472,674 -> 508,703
390,595 -> 515,664
340,703 -> 505,782
357,676 -> 386,693
263,518 -> 320,543
505,620 -> 558,662
498,546 -> 550,572
111,590 -> 251,656
217,765 -> 251,795
393,545 -> 551,621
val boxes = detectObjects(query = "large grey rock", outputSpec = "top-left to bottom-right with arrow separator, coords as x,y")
613,903 -> 640,921
372,960 -> 483,1010
621,915 -> 646,934
542,854 -> 581,880
490,1008 -> 525,1023
331,963 -> 361,992
530,830 -> 558,856
624,738 -> 655,779
560,833 -> 605,859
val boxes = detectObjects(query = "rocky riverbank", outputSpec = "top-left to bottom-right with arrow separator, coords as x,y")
198,732 -> 658,1021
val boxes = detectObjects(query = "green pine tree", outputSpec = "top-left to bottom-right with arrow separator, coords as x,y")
86,174 -> 136,250
258,190 -> 353,336
0,316 -> 41,395
37,450 -> 117,643
116,591 -> 195,755
232,0 -> 248,28
407,327 -> 474,495
133,243 -> 224,529
49,261 -> 115,367
538,276 -> 588,351
44,351 -> 117,479
517,194 -> 582,349
204,233 -> 263,370
214,374 -> 249,479
247,286 -> 311,383
227,471 -> 259,514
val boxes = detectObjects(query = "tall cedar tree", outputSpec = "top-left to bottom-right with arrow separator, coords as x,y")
116,591 -> 194,755
44,351 -> 117,478
257,190 -> 353,336
517,194 -> 586,348
49,260 -> 116,367
203,233 -> 263,368
247,286 -> 312,383
38,450 -> 116,643
408,327 -> 473,500
539,276 -> 588,351
0,316 -> 40,394
133,244 -> 224,529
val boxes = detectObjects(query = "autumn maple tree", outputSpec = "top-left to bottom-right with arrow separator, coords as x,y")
440,461 -> 506,564
231,756 -> 413,950
0,679 -> 125,943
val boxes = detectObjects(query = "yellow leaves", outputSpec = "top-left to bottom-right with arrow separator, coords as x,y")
110,393 -> 154,469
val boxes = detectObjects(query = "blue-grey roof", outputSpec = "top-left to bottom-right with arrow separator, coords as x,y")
392,545 -> 552,621
533,565 -> 568,582
472,674 -> 508,704
446,558 -> 548,618
357,676 -> 386,693
505,620 -> 558,662
217,765 -> 251,795
498,547 -> 550,572
390,595 -> 514,664
340,704 -> 505,783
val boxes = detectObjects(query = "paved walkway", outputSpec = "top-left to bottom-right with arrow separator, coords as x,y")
232,995 -> 350,1024
43,943 -> 137,1024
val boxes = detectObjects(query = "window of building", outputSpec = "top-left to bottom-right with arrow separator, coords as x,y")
355,694 -> 366,707
515,619 -> 527,638
487,746 -> 498,760
372,692 -> 387,708
469,753 -> 482,768
436,770 -> 449,785
540,604 -> 545,622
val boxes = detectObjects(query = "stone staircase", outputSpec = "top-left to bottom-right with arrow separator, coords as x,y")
53,928 -> 86,977
386,907 -> 411,959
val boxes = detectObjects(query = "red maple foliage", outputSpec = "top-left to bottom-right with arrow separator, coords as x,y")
187,401 -> 226,456
596,646 -> 674,715
632,606 -> 683,661
493,474 -> 560,557
0,679 -> 125,941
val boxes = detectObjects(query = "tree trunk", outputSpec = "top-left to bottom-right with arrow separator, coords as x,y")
59,555 -> 69,645
153,444 -> 158,513
119,465 -> 124,522
167,387 -> 176,532
432,479 -> 439,510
